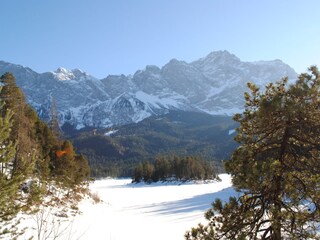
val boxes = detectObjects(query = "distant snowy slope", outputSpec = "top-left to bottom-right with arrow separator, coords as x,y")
0,51 -> 297,128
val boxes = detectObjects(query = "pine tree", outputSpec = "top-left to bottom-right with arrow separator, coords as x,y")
133,163 -> 143,182
0,87 -> 24,236
153,156 -> 171,181
0,73 -> 35,173
48,97 -> 62,139
52,140 -> 90,192
74,154 -> 90,185
173,156 -> 183,180
186,67 -> 320,240
142,161 -> 154,183
53,140 -> 76,187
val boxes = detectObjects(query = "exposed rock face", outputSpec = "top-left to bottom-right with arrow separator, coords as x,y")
0,51 -> 297,128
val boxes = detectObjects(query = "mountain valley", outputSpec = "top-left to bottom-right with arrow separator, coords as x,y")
0,51 -> 297,176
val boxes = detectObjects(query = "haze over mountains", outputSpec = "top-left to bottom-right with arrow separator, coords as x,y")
0,50 -> 297,129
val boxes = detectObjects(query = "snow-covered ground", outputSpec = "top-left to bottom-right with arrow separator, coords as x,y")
17,174 -> 236,240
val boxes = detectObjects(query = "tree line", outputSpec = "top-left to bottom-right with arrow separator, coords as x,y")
133,156 -> 218,183
0,73 -> 90,238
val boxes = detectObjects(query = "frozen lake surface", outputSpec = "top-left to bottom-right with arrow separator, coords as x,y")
18,174 -> 236,240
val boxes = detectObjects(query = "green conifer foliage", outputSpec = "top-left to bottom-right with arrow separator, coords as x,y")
74,154 -> 90,185
142,161 -> 154,182
186,67 -> 320,240
153,156 -> 171,181
132,156 -> 217,183
0,87 -> 23,236
133,162 -> 143,182
0,73 -> 91,236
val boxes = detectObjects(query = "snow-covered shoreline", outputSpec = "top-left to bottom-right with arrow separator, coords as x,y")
13,174 -> 236,240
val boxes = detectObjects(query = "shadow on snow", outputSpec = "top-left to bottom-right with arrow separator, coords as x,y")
124,186 -> 237,217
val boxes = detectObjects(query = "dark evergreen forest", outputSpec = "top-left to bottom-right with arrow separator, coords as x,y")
66,111 -> 238,177
0,73 -> 90,238
132,156 -> 218,183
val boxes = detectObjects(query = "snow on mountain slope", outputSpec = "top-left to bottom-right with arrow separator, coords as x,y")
0,51 -> 297,128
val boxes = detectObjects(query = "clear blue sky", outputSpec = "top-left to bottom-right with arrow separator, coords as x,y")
1,0 -> 319,78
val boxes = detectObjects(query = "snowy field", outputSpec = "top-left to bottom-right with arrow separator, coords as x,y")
17,174 -> 236,240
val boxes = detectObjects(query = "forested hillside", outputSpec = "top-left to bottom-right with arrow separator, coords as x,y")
0,73 -> 90,238
68,111 -> 238,177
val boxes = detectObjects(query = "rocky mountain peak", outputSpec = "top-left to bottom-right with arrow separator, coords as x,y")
53,67 -> 75,80
196,50 -> 240,64
144,65 -> 161,74
0,51 -> 297,129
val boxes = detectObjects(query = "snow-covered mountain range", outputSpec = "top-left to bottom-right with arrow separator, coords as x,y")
0,51 -> 297,129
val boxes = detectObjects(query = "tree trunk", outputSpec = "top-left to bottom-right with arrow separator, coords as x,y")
271,124 -> 290,239
272,177 -> 282,240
